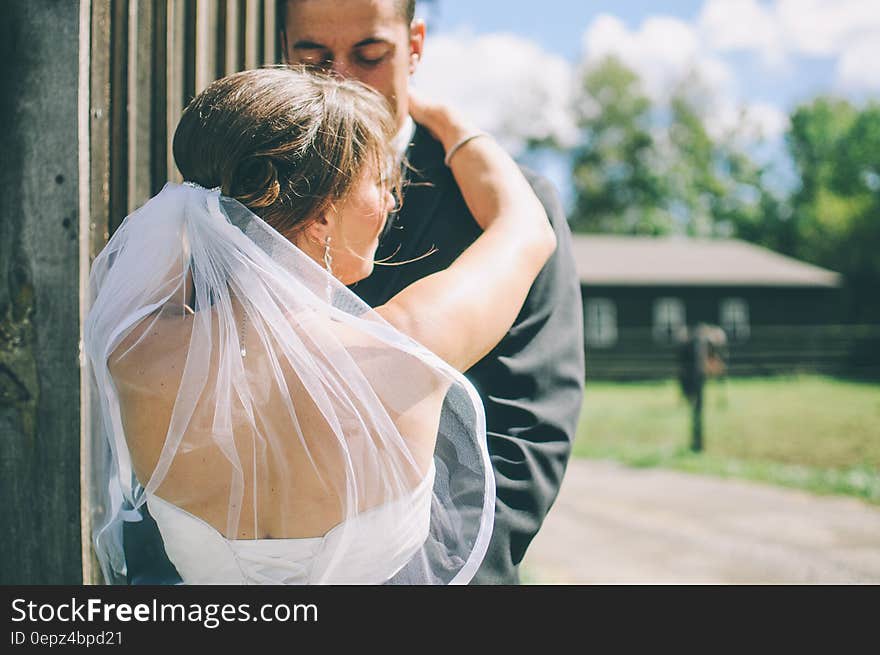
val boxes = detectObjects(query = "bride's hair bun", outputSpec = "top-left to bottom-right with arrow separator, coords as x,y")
229,157 -> 281,208
172,67 -> 401,239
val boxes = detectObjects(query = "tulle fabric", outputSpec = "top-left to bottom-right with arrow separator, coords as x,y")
84,182 -> 494,584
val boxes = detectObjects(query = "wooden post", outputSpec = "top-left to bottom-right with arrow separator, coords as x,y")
690,331 -> 707,453
0,0 -> 85,584
691,382 -> 704,453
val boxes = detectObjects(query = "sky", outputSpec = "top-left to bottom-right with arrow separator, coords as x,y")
411,0 -> 880,203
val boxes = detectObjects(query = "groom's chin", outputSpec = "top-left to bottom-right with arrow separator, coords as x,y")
357,262 -> 375,284
342,264 -> 373,288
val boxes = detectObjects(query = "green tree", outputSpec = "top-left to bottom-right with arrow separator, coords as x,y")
665,79 -> 772,238
569,56 -> 669,233
786,98 -> 880,320
569,58 -> 774,238
787,97 -> 860,261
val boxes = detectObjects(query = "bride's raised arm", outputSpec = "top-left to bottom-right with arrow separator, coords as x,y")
375,96 -> 557,372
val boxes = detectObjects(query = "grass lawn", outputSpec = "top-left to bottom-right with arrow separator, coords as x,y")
573,375 -> 880,503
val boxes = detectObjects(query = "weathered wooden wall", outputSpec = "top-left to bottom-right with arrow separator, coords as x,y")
0,0 -> 282,584
92,0 -> 280,234
0,0 -> 84,584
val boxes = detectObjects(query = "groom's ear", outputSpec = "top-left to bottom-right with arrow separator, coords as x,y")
408,20 -> 426,75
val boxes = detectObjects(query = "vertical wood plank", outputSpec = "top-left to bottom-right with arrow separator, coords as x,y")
127,0 -> 154,213
183,1 -> 197,107
263,0 -> 278,66
0,0 -> 83,584
196,0 -> 221,94
109,0 -> 129,234
211,0 -> 226,80
90,0 -> 112,249
244,0 -> 262,70
166,0 -> 186,183
225,0 -> 242,74
151,0 -> 168,195
78,0 -> 100,586
83,0 -> 116,584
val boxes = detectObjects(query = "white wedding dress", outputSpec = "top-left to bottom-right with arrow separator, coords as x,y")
146,462 -> 435,585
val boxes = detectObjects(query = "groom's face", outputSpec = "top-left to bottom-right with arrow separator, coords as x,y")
281,0 -> 425,130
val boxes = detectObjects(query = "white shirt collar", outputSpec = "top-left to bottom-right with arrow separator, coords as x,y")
391,115 -> 416,162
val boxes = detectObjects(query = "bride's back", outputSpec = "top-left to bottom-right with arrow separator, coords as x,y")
108,298 -> 443,541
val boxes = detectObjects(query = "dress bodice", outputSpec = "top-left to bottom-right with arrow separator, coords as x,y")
145,463 -> 435,584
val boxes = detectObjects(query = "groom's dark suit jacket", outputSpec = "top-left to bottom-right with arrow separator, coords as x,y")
121,124 -> 584,585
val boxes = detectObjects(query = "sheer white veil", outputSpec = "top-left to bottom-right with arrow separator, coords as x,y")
84,181 -> 495,584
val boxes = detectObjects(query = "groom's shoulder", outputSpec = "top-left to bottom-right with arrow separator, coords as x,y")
518,165 -> 565,226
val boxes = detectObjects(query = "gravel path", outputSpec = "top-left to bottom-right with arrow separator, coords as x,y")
520,459 -> 880,584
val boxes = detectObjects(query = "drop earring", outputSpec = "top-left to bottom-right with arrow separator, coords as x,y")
323,236 -> 333,274
323,236 -> 334,303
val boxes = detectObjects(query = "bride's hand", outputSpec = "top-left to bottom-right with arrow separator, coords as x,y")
409,92 -> 476,153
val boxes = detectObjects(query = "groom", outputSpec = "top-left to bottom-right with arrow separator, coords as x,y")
124,0 -> 584,585
279,0 -> 584,584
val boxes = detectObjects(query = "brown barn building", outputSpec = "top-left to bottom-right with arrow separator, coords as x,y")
573,235 -> 879,379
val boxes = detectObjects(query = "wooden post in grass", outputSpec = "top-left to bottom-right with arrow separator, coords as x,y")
691,381 -> 704,453
678,325 -> 708,453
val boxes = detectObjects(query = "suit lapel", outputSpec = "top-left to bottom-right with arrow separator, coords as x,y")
365,123 -> 449,296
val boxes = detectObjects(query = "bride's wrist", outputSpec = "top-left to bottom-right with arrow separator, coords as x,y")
443,131 -> 490,166
440,118 -> 479,150
424,109 -> 476,152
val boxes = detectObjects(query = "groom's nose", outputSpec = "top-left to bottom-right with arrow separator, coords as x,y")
330,59 -> 353,79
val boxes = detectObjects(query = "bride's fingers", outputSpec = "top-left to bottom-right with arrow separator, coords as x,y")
408,92 -> 462,144
407,92 -> 437,128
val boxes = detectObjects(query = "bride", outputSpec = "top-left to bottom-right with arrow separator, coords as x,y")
84,67 -> 555,585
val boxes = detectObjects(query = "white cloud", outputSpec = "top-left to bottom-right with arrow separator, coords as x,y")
837,37 -> 880,92
698,0 -> 785,67
743,101 -> 791,140
699,0 -> 775,50
776,0 -> 880,58
412,31 -> 577,153
699,0 -> 880,76
580,11 -> 786,147
759,1 -> 880,91
582,14 -> 729,101
707,101 -> 791,143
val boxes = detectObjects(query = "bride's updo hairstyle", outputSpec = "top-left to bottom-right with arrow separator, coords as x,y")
173,66 -> 401,238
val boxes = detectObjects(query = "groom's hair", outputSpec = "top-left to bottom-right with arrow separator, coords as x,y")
277,0 -> 417,32
173,67 -> 401,239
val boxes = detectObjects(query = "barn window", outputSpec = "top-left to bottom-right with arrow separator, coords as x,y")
585,298 -> 618,347
720,298 -> 750,341
653,297 -> 686,343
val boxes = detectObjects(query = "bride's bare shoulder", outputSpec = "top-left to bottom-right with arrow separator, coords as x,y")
107,303 -> 196,380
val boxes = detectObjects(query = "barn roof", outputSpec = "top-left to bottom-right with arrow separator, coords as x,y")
571,235 -> 842,287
